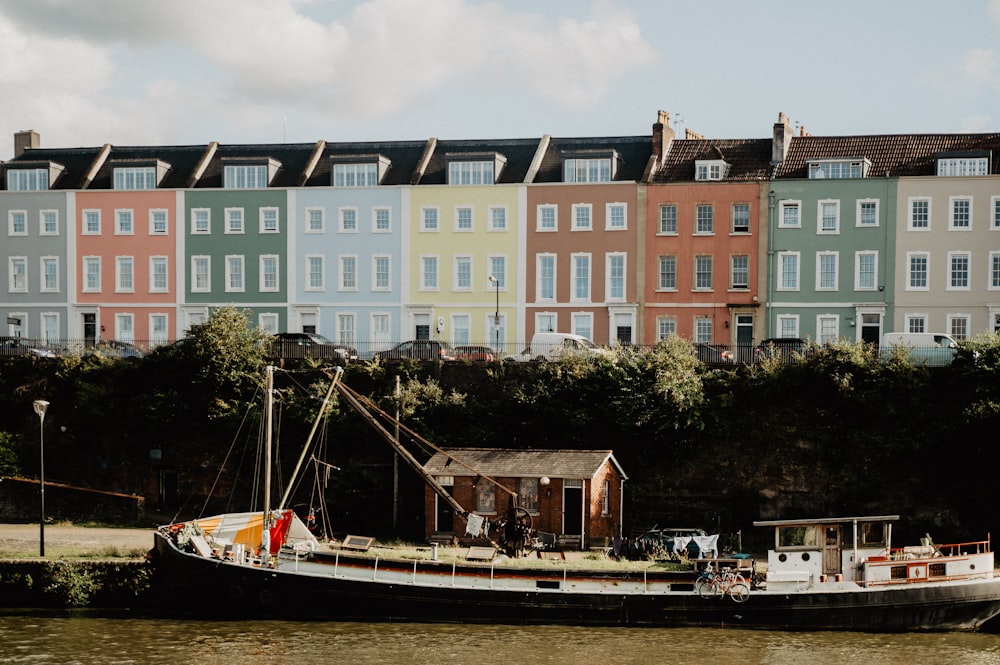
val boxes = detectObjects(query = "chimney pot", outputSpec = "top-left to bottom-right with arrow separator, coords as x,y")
14,130 -> 40,158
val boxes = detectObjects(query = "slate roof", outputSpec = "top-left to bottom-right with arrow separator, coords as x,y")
194,142 -> 317,189
4,146 -> 106,190
416,137 -> 542,185
304,140 -> 429,187
649,138 -> 774,183
775,133 -> 1000,178
423,448 -> 627,480
88,145 -> 208,189
533,135 -> 651,183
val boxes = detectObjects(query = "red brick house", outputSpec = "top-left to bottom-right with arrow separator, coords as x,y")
421,448 -> 628,549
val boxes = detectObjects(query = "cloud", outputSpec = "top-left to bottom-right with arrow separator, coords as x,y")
961,48 -> 998,85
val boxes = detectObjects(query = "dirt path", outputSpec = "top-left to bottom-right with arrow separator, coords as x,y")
0,524 -> 153,558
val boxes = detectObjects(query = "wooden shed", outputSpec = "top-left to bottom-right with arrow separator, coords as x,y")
421,448 -> 628,550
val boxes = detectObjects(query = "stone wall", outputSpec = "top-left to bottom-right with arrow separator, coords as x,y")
0,477 -> 145,526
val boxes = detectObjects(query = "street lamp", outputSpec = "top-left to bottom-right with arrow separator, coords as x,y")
488,275 -> 500,354
32,399 -> 49,557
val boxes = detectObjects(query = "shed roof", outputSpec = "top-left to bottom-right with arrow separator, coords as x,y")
423,448 -> 627,480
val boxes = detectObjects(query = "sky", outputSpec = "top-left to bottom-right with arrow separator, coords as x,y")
2,0 -> 1000,156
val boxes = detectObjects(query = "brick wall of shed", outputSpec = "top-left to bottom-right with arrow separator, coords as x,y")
587,462 -> 622,546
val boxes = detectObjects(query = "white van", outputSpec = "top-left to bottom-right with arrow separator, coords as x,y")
881,332 -> 958,366
522,332 -> 612,362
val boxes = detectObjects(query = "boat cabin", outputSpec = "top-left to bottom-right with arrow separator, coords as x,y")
754,515 -> 995,589
421,448 -> 628,550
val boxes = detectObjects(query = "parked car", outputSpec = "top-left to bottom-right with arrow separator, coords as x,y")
271,333 -> 358,365
694,343 -> 734,364
91,340 -> 145,359
454,345 -> 494,362
0,336 -> 57,358
522,332 -> 612,362
881,332 -> 958,367
373,340 -> 456,362
755,338 -> 809,362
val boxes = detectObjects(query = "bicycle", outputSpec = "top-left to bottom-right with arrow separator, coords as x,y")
694,564 -> 750,602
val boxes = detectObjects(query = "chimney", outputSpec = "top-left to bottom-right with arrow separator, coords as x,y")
14,130 -> 40,158
772,113 -> 792,164
685,128 -> 705,140
652,110 -> 674,162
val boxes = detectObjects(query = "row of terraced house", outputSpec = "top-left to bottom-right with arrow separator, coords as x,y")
3,111 -> 1000,358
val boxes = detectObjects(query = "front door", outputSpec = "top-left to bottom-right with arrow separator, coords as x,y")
861,313 -> 881,345
562,480 -> 583,547
824,526 -> 842,575
82,313 -> 97,348
735,314 -> 754,363
436,489 -> 454,533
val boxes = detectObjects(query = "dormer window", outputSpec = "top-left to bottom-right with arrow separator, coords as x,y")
807,159 -> 869,179
223,158 -> 280,189
5,163 -> 63,191
695,159 -> 730,181
447,153 -> 505,185
563,156 -> 613,183
936,152 -> 990,176
331,154 -> 390,187
112,160 -> 170,190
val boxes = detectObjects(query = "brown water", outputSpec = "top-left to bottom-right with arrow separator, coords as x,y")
2,613 -> 1000,664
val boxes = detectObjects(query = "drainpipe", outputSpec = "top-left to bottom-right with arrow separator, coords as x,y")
766,188 -> 776,338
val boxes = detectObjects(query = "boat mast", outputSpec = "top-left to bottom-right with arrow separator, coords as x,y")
263,364 -> 275,553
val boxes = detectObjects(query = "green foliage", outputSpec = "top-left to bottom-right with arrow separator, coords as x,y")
0,431 -> 22,476
44,562 -> 98,607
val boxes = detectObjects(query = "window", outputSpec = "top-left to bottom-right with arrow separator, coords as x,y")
475,480 -> 495,514
116,257 -> 134,293
656,316 -> 676,339
115,209 -> 134,235
908,198 -> 930,230
537,204 -> 557,231
779,200 -> 800,227
489,206 -> 507,231
9,257 -> 27,292
40,210 -> 58,236
224,164 -> 268,189
455,207 -> 473,231
731,255 -> 749,289
488,312 -> 506,351
857,199 -> 879,227
192,256 -> 211,293
856,251 -> 877,291
694,255 -> 713,290
40,313 -> 58,345
150,314 -> 169,346
83,210 -> 101,235
339,207 -> 358,233
571,312 -> 593,340
602,479 -> 610,515
489,256 -> 506,289
818,200 -> 839,234
937,156 -> 989,176
149,256 -> 168,293
992,196 -> 1000,230
258,313 -> 279,335
949,315 -> 970,340
807,159 -> 867,179
421,207 -> 439,232
572,254 -> 591,301
948,252 -> 970,290
115,313 -> 134,343
778,315 -> 799,338
695,204 -> 713,234
455,256 -> 472,291
373,207 -> 391,232
778,252 -> 800,290
333,163 -> 378,187
260,255 -> 279,292
421,256 -> 439,290
306,208 -> 325,233
732,203 -> 750,233
306,255 -> 325,291
448,161 -> 494,185
949,197 -> 972,230
149,209 -> 168,235
373,255 -> 390,291
452,314 -> 470,345
607,253 -> 625,301
695,159 -> 729,181
907,253 -> 929,290
694,317 -> 712,343
817,252 -> 838,290
9,210 -> 28,236
339,255 -> 357,290
39,257 -> 58,292
991,251 -> 1000,289
83,257 -> 101,292
225,208 -> 244,234
113,166 -> 156,190
536,312 -> 556,334
337,313 -> 356,347
658,255 -> 677,290
372,313 -> 390,349
259,207 -> 279,234
519,478 -> 540,515
572,204 -> 592,230
6,168 -> 49,190
907,315 -> 927,333
225,255 -> 245,292
606,203 -> 626,230
564,158 -> 611,183
658,204 -> 678,234
192,208 -> 210,234
538,255 -> 556,300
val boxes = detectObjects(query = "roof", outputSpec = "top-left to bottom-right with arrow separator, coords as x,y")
304,140 -> 429,187
649,138 -> 774,183
754,515 -> 900,527
774,133 -> 1000,178
416,137 -> 542,185
4,146 -> 105,190
423,448 -> 627,480
533,135 -> 651,183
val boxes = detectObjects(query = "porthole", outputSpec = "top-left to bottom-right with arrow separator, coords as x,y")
778,553 -> 787,562
801,552 -> 810,562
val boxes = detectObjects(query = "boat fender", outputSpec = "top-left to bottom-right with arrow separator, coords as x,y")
228,584 -> 244,599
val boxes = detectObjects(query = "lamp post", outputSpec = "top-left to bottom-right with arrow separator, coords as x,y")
488,275 -> 500,355
32,399 -> 49,557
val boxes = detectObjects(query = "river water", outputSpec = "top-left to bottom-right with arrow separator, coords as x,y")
2,612 -> 1000,665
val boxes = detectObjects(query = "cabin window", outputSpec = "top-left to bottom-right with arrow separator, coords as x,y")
475,481 -> 495,514
890,565 -> 907,580
777,525 -> 819,549
860,522 -> 887,547
929,563 -> 946,577
519,478 -> 539,515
